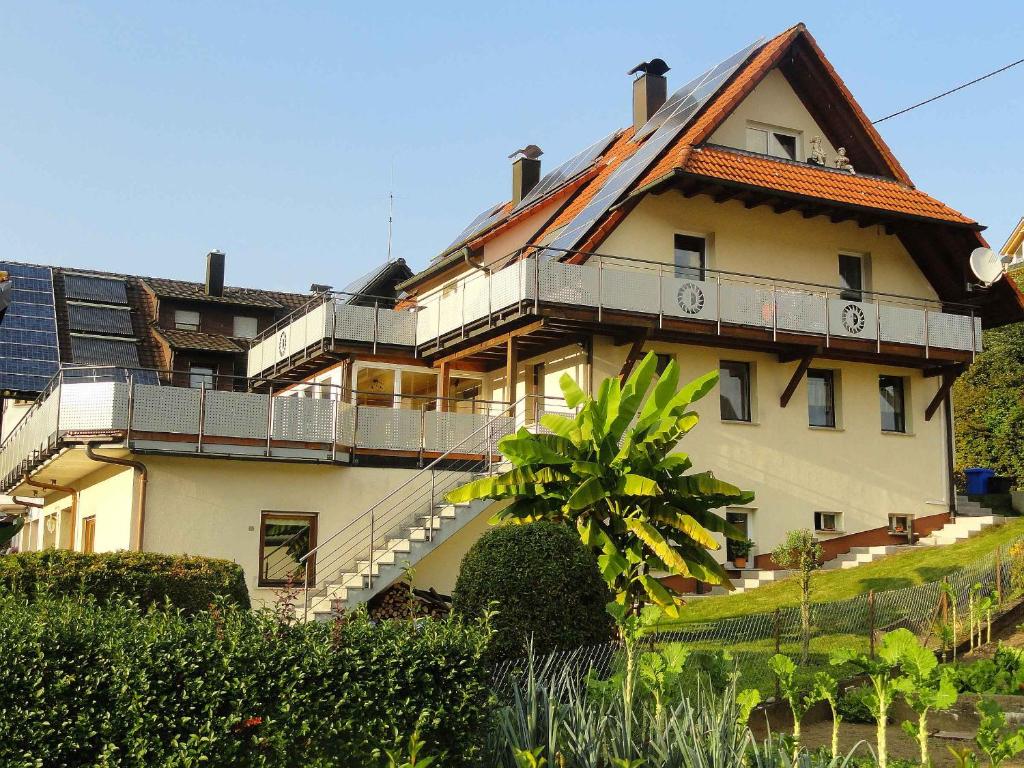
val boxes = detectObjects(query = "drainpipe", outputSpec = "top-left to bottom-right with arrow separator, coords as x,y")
23,474 -> 79,550
462,246 -> 490,276
943,392 -> 956,522
85,444 -> 148,552
12,496 -> 44,509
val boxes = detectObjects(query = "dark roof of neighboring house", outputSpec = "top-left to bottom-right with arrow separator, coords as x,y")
339,259 -> 414,306
143,277 -> 309,311
152,327 -> 245,354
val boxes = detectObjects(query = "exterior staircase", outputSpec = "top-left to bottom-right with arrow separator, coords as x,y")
707,497 -> 1006,596
299,399 -> 523,622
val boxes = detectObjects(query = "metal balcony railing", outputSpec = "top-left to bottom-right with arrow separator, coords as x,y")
0,366 -> 550,493
413,246 -> 984,357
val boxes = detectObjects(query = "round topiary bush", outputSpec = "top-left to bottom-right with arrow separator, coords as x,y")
452,521 -> 614,660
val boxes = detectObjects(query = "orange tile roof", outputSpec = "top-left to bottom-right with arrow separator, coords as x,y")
673,145 -> 973,224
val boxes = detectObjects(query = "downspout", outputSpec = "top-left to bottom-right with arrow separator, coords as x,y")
12,496 -> 44,509
84,444 -> 148,552
22,474 -> 79,550
462,246 -> 490,276
943,391 -> 956,522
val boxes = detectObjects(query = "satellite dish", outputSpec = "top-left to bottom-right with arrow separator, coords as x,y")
970,247 -> 1005,287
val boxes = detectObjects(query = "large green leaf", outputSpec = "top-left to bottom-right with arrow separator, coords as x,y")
559,372 -> 587,409
608,351 -> 658,440
624,518 -> 693,577
673,472 -> 751,502
655,454 -> 692,473
497,434 -> 574,466
616,474 -> 661,497
539,413 -> 582,444
446,475 -> 547,503
637,574 -> 681,619
566,477 -> 606,510
636,357 -> 681,430
648,506 -> 720,550
670,505 -> 746,541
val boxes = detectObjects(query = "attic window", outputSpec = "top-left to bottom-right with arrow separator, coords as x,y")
746,124 -> 799,161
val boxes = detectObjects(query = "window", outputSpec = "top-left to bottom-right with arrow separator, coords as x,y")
725,510 -> 751,563
879,375 -> 907,433
259,512 -> 317,586
81,516 -> 96,554
807,369 -> 836,428
399,370 -> 439,411
720,361 -> 751,422
189,366 -> 215,389
746,125 -> 799,160
814,511 -> 842,533
174,309 -> 200,332
355,366 -> 396,407
838,254 -> 864,301
233,316 -> 258,339
451,376 -> 483,414
889,514 -> 912,536
673,234 -> 706,280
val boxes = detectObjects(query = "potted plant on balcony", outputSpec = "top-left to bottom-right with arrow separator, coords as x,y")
732,538 -> 754,569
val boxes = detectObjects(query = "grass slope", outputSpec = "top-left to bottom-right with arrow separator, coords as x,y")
676,517 -> 1024,625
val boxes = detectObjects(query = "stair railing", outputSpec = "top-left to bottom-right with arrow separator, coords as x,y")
299,396 -> 528,619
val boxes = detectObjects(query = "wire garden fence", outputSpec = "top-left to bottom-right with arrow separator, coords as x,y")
493,535 -> 1024,697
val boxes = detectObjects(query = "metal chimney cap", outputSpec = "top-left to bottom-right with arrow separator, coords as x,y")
508,144 -> 544,161
627,58 -> 670,77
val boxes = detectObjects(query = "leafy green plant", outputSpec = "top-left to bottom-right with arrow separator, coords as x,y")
385,729 -> 436,767
836,684 -> 877,725
770,653 -> 820,752
894,631 -> 958,767
0,549 -> 250,612
447,351 -> 754,618
0,515 -> 23,549
452,521 -> 613,660
832,628 -> 919,768
975,697 -> 1024,767
811,672 -> 842,759
771,530 -> 822,663
942,579 -> 960,660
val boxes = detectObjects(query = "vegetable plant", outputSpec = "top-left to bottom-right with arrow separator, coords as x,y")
894,631 -> 958,767
771,529 -> 823,663
770,653 -> 820,753
811,672 -> 842,759
831,628 -> 919,768
975,697 -> 1024,767
447,351 -> 754,619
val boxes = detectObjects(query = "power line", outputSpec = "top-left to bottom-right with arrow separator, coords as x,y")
872,57 -> 1024,124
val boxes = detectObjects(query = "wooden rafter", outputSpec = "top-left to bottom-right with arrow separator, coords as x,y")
779,355 -> 814,408
618,330 -> 650,381
925,370 -> 960,422
432,320 -> 545,366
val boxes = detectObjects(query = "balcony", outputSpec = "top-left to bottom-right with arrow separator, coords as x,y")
247,294 -> 418,381
0,368 -> 548,495
412,249 -> 983,363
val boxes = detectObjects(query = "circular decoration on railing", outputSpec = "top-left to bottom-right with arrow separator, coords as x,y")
277,330 -> 288,356
676,281 -> 705,315
841,303 -> 866,334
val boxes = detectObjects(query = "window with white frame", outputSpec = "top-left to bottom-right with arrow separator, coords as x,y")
189,365 -> 215,389
673,234 -> 707,280
175,309 -> 200,332
814,511 -> 842,533
746,123 -> 800,161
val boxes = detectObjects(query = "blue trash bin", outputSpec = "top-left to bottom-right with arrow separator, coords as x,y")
965,467 -> 995,496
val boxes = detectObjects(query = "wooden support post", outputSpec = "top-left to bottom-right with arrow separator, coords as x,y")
773,608 -> 781,700
868,590 -> 876,659
996,549 -> 1003,599
925,371 -> 958,422
618,330 -> 650,381
437,360 -> 451,412
779,355 -> 813,408
505,337 -> 518,417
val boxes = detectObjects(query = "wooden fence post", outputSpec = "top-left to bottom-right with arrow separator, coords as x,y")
868,590 -> 876,659
996,549 -> 1003,600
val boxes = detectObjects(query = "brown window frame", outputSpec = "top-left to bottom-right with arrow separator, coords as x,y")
81,515 -> 96,554
257,511 -> 318,588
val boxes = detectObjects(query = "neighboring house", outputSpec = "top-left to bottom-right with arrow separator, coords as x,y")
1003,217 -> 1024,262
3,23 -> 1022,610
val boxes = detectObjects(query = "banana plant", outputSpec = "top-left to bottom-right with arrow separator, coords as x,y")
447,351 -> 754,617
895,633 -> 958,768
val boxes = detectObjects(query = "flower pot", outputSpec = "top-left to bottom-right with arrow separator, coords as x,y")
734,556 -> 747,569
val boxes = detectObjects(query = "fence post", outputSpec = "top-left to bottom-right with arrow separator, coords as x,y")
996,549 -> 1003,601
868,590 -> 876,659
773,608 -> 781,701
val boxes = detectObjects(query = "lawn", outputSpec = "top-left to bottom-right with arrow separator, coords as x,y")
672,516 -> 1024,625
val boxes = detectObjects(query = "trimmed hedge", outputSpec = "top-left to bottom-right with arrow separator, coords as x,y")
0,550 -> 250,612
0,596 -> 492,767
452,521 -> 614,660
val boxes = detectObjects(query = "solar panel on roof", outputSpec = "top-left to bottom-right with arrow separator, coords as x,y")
67,303 -> 134,336
0,262 -> 60,396
69,335 -> 141,368
444,202 -> 505,252
512,130 -> 620,214
64,274 -> 128,304
538,38 -> 763,260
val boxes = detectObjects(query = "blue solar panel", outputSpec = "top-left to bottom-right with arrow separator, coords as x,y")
538,38 -> 763,260
444,202 -> 505,252
512,130 -> 620,214
0,262 -> 60,396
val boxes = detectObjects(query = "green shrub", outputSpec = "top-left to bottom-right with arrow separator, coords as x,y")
452,522 -> 614,660
0,596 -> 492,767
0,549 -> 250,612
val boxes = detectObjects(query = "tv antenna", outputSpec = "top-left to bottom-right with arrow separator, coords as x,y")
386,162 -> 395,264
969,246 -> 1021,288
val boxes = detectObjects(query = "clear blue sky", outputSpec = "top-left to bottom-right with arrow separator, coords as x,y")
2,2 -> 1021,293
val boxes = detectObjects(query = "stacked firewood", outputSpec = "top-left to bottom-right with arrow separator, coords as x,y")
368,583 -> 451,621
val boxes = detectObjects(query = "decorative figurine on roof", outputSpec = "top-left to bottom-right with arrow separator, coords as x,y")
808,135 -> 827,165
834,147 -> 855,174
